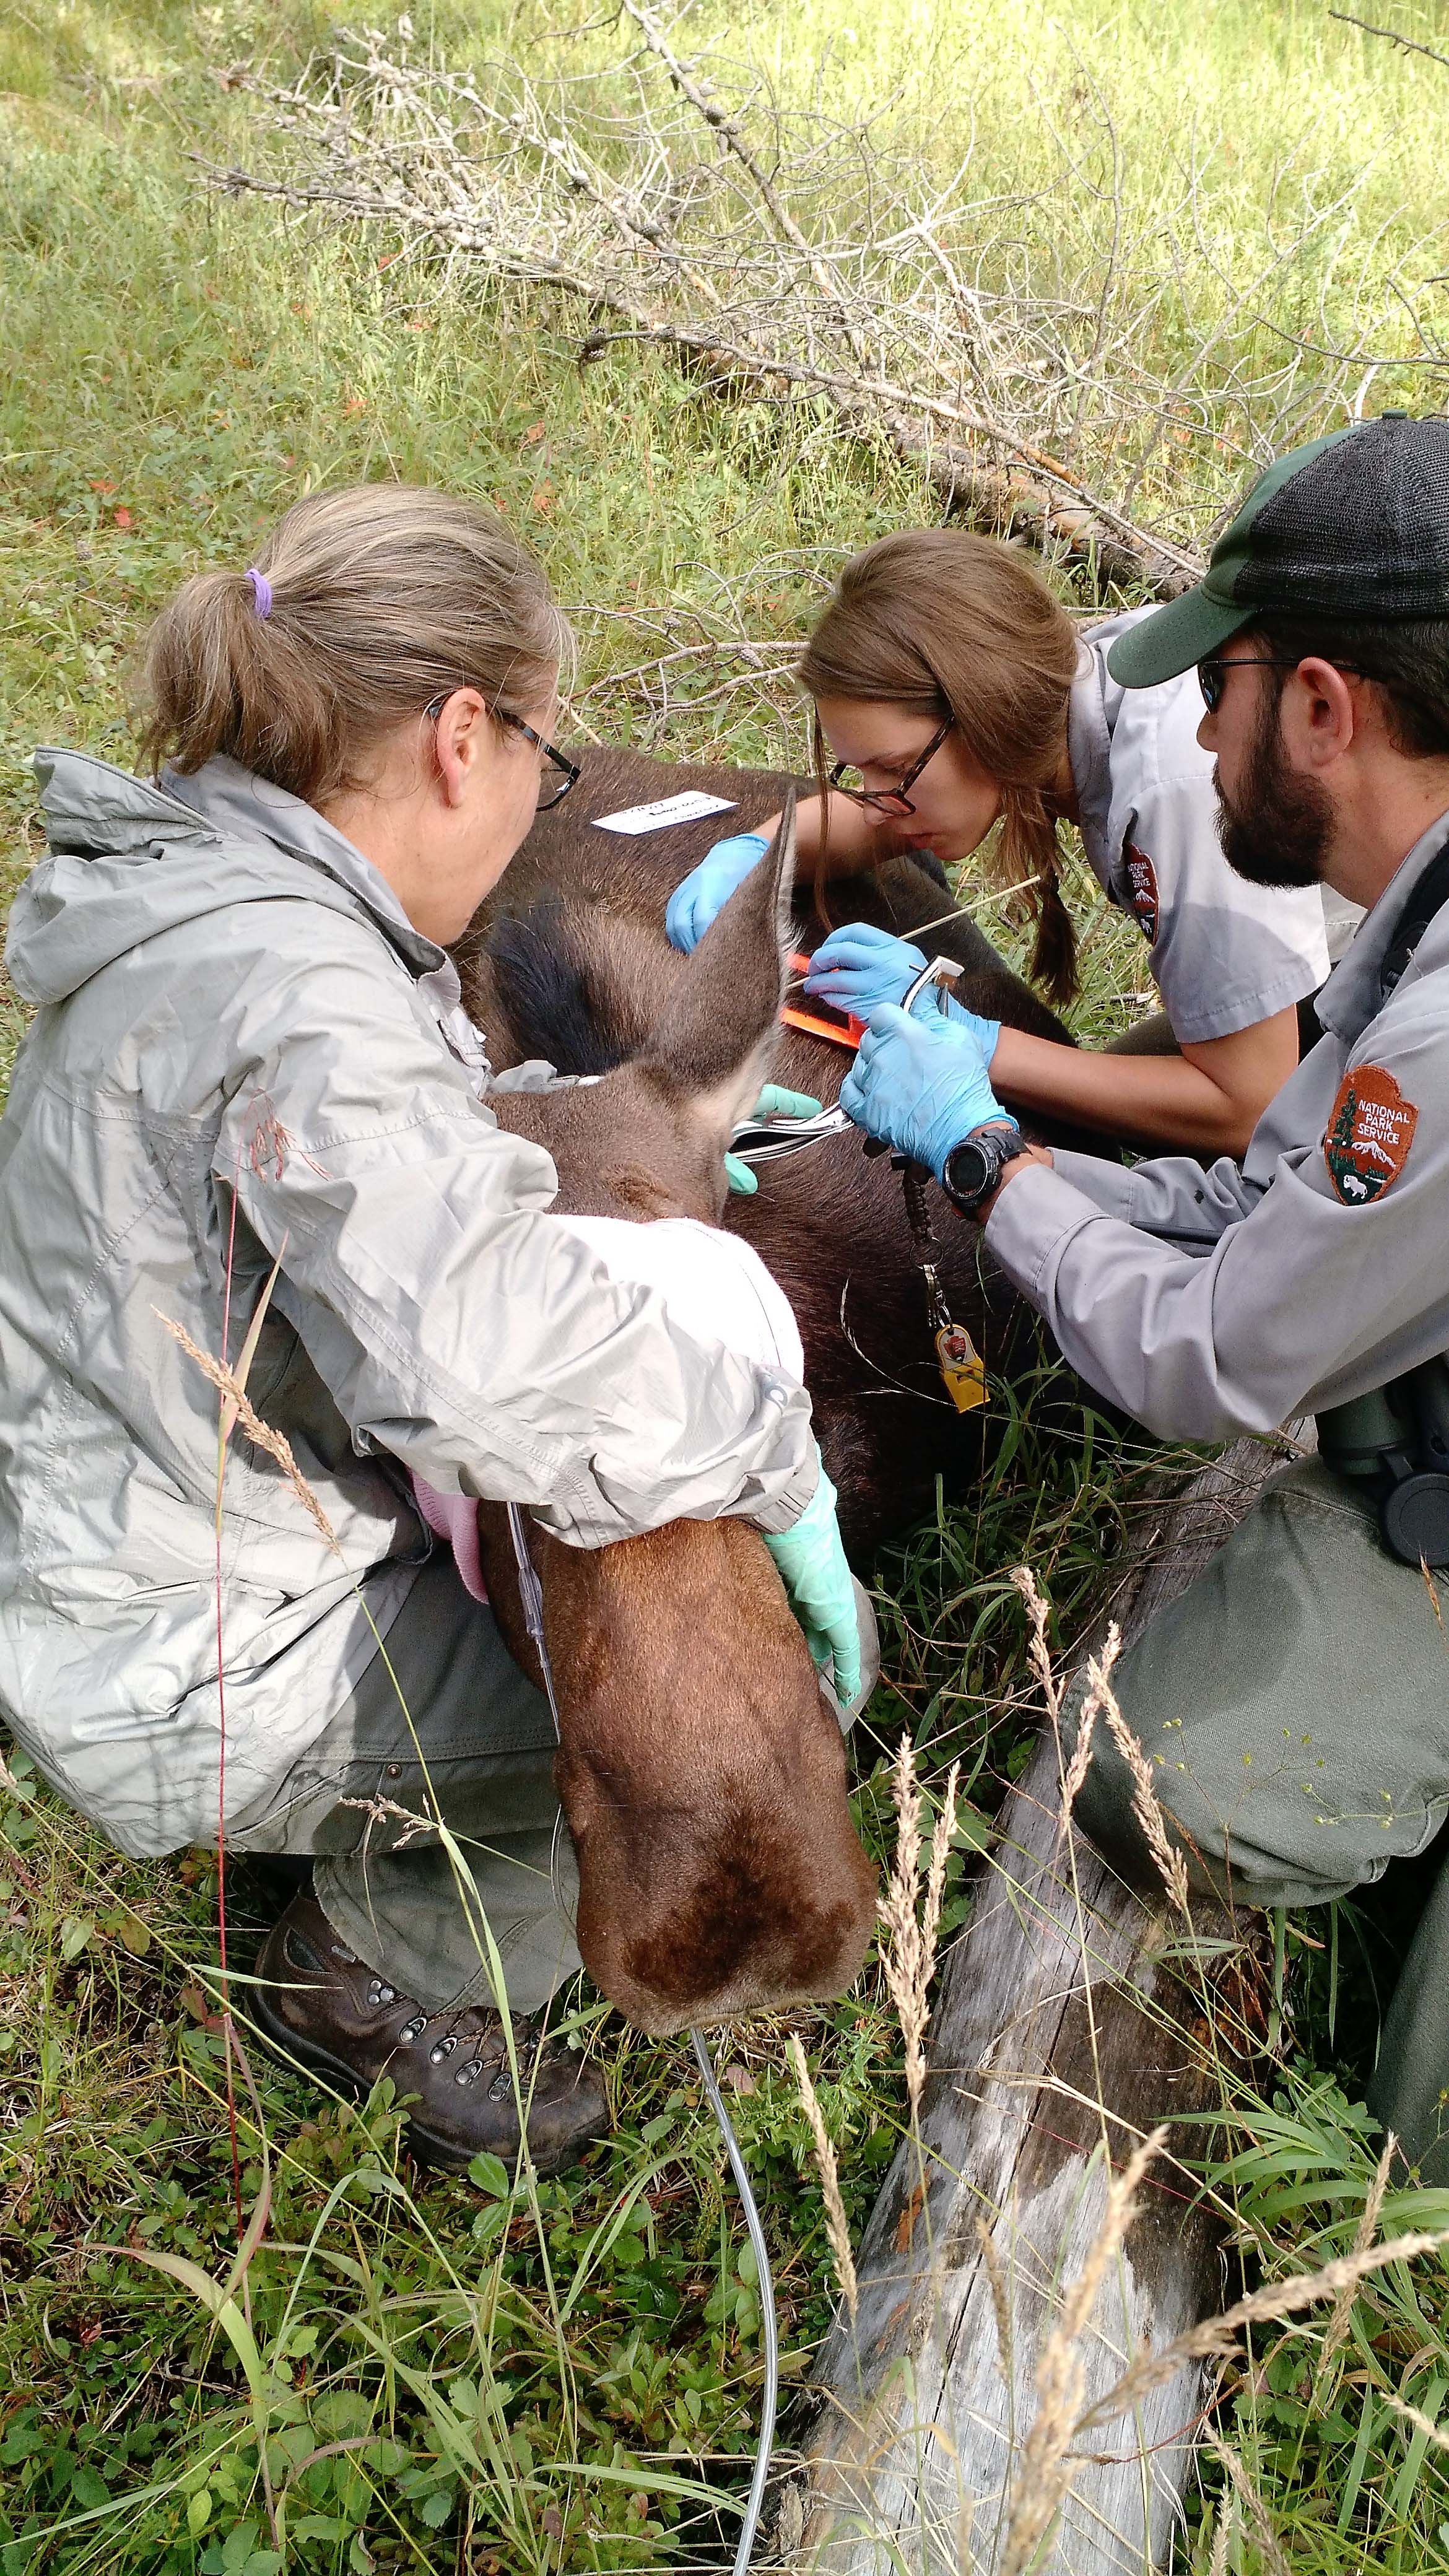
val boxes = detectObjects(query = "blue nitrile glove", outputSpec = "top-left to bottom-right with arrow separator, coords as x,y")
666,832 -> 771,954
725,1084 -> 822,1194
804,923 -> 1001,1060
839,995 -> 1011,1183
764,1451 -> 862,1705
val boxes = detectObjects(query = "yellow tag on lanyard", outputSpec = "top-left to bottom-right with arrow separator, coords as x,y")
916,1212 -> 989,1414
934,1321 -> 988,1412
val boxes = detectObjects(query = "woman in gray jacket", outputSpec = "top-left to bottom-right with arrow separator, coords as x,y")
0,484 -> 855,2170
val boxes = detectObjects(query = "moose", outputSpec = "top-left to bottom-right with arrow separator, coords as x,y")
454,749 -> 1093,2037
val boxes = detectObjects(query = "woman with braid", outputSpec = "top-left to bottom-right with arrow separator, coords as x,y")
669,529 -> 1331,1155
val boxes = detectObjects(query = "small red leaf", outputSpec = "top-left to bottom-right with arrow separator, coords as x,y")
180,1980 -> 226,2032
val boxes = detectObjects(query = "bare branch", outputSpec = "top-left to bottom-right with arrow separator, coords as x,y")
204,21 -> 1438,611
1329,9 -> 1449,72
619,0 -> 870,355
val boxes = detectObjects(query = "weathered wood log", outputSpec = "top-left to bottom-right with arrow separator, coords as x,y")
786,1438 -> 1289,2575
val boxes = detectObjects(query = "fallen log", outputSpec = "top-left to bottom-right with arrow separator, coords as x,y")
787,1437 -> 1288,2575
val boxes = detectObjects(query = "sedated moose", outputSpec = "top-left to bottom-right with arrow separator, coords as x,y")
454,749 -> 1090,2037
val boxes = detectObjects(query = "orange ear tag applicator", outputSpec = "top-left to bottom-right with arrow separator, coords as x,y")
779,952 -> 866,1051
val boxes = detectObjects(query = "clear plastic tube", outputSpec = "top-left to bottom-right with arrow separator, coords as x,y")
691,2028 -> 780,2576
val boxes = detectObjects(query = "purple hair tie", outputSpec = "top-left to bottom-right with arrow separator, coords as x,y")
245,567 -> 274,620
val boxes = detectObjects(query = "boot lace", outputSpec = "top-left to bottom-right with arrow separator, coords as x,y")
393,1999 -> 541,2096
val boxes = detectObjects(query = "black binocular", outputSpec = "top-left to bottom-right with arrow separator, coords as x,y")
1318,1358 -> 1449,1568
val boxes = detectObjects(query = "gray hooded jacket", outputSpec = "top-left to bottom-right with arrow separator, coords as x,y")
0,751 -> 816,1856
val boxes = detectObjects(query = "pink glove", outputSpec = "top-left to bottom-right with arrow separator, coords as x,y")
411,1474 -> 489,1604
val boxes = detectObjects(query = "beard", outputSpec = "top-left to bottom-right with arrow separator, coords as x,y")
1216,687 -> 1333,888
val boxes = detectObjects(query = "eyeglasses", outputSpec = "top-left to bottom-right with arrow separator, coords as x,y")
1196,655 -> 1364,714
824,714 -> 954,815
424,692 -> 580,811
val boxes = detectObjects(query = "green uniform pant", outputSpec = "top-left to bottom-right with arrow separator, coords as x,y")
1071,1457 -> 1449,2178
231,1551 -> 580,2016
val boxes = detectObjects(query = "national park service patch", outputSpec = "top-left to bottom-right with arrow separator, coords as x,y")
1323,1063 -> 1418,1204
1124,843 -> 1160,944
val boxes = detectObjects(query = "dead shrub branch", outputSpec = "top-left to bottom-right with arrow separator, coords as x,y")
201,17 -> 1436,607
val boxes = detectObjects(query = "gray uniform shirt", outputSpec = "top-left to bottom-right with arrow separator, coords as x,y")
985,808 -> 1449,1440
0,751 -> 816,1855
1070,607 -> 1330,1042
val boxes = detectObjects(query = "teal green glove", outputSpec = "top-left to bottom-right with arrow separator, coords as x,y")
725,1084 -> 822,1194
764,1452 -> 862,1705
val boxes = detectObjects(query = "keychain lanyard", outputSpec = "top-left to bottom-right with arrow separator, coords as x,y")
861,956 -> 990,1414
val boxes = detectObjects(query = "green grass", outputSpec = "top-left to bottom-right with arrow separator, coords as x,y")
6,1 -> 1449,2569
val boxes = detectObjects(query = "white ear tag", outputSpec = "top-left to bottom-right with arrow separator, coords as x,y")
593,790 -> 739,835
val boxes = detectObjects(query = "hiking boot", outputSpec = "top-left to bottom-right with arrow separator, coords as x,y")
251,1890 -> 609,2174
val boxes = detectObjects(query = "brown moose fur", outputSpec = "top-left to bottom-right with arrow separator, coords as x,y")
447,751 -> 1099,2037
469,807 -> 879,2033
456,746 -> 1097,1551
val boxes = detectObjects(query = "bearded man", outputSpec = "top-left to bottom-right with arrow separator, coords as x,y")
839,412 -> 1449,2176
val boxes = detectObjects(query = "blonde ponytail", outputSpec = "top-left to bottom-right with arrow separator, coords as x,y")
139,484 -> 571,806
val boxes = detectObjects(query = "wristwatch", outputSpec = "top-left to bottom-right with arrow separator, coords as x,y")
939,1121 -> 1027,1216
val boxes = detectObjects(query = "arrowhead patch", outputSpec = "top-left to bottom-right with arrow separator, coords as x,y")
1124,842 -> 1160,944
1323,1063 -> 1418,1204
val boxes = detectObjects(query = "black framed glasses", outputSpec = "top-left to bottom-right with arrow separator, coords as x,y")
1197,655 -> 1363,714
424,692 -> 581,811
824,713 -> 954,815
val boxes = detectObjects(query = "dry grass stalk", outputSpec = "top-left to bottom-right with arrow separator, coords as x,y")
336,1791 -> 439,1850
1097,1667 -> 1191,1918
923,1757 -> 960,1978
1012,1564 -> 1123,1825
1010,1565 -> 1061,1728
877,1740 -> 959,2120
1206,2440 -> 1291,2576
1061,1623 -> 1123,1819
1206,2494 -> 1238,2576
1381,2386 -> 1449,2452
1010,1568 -> 1138,1870
155,1310 -> 339,1551
788,2034 -> 858,2326
1074,2220 -> 1449,2432
997,2124 -> 1168,2576
1321,2129 -> 1395,2366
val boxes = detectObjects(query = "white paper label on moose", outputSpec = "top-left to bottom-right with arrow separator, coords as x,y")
593,790 -> 738,835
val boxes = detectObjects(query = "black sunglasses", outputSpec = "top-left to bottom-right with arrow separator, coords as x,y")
1197,654 -> 1364,715
424,692 -> 580,811
824,713 -> 954,815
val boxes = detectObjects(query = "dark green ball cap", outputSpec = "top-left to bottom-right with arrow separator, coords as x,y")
1107,414 -> 1449,687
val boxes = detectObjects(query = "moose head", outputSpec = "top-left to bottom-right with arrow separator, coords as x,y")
476,801 -> 879,2035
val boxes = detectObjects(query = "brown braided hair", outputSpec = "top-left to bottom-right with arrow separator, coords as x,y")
799,528 -> 1081,1002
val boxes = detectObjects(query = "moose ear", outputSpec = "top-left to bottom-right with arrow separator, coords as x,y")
639,794 -> 796,1149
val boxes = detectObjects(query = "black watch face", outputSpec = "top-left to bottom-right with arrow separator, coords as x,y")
947,1141 -> 991,1199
